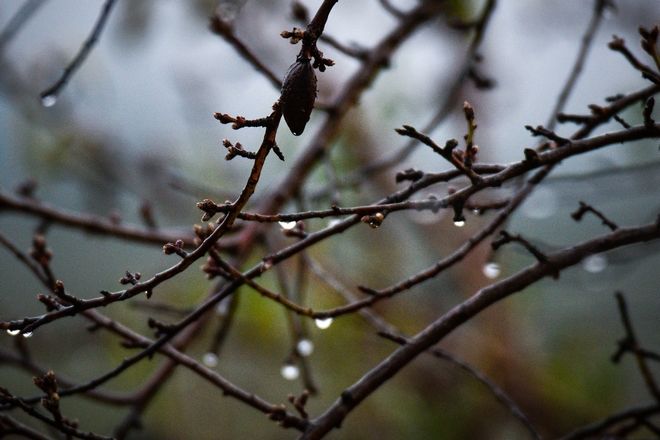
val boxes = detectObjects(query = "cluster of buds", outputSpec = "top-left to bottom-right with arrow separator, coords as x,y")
30,235 -> 52,267
119,271 -> 141,285
163,239 -> 187,258
361,212 -> 385,229
639,25 -> 660,70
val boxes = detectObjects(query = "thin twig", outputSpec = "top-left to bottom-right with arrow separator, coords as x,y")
337,0 -> 498,184
613,292 -> 660,403
298,221 -> 660,439
209,14 -> 282,90
0,388 -> 114,440
0,413 -> 54,440
39,0 -> 118,102
571,201 -> 619,231
378,332 -> 542,440
556,402 -> 660,440
0,190 -> 200,250
546,0 -> 610,129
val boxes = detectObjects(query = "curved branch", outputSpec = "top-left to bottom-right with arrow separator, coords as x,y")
299,220 -> 660,439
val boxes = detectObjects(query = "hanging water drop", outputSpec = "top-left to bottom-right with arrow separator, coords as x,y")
7,329 -> 20,336
41,94 -> 58,107
296,339 -> 314,357
483,262 -> 501,279
203,352 -> 219,368
279,221 -> 297,230
315,317 -> 333,329
281,364 -> 300,380
22,331 -> 34,338
453,220 -> 465,227
582,254 -> 607,273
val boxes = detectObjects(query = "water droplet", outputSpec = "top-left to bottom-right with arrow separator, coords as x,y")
453,220 -> 465,227
296,339 -> 314,357
279,221 -> 297,230
41,94 -> 58,107
22,332 -> 33,338
281,364 -> 300,380
7,329 -> 20,336
483,262 -> 501,279
315,317 -> 333,329
203,352 -> 219,367
261,259 -> 273,272
582,254 -> 607,273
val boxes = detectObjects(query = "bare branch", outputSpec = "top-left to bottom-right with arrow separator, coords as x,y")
39,0 -> 118,103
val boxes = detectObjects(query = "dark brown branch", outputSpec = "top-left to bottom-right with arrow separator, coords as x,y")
0,413 -> 54,440
546,0 -> 610,129
337,0 -> 498,183
209,14 -> 282,90
213,255 -> 319,318
298,221 -> 660,439
525,125 -> 571,146
571,201 -> 619,231
0,190 -> 200,249
492,231 -> 550,264
378,0 -> 406,18
557,402 -> 660,440
1,104 -> 310,431
0,346 -> 134,405
39,0 -> 118,103
608,35 -> 660,85
1,107 -> 283,335
0,387 -> 114,440
613,292 -> 660,403
0,232 -> 49,286
558,84 -> 660,133
304,255 -> 538,438
7,300 -> 307,432
198,198 -> 446,223
378,332 -> 542,440
251,2 -> 443,222
353,119 -> 660,298
395,125 -> 483,184
643,96 -> 656,127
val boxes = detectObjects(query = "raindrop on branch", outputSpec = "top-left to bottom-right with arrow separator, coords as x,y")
315,317 -> 333,329
296,339 -> 314,357
7,329 -> 20,336
41,94 -> 58,107
203,352 -> 219,368
279,221 -> 297,230
582,254 -> 607,273
22,332 -> 34,338
281,364 -> 300,380
483,262 -> 501,279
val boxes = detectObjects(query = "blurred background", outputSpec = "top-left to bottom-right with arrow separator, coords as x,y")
1,0 -> 660,438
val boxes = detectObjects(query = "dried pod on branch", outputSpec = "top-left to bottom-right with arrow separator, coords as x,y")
281,57 -> 317,136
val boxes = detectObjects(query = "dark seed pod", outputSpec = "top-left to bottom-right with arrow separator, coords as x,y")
281,57 -> 317,136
